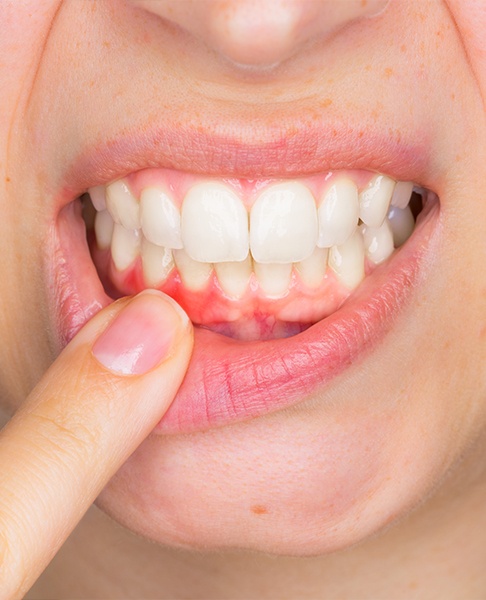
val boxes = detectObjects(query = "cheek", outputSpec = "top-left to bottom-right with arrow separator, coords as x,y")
96,395 -> 454,556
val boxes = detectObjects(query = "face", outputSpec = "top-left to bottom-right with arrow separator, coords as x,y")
2,0 -> 486,555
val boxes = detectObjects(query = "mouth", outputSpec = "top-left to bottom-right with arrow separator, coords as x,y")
49,128 -> 440,434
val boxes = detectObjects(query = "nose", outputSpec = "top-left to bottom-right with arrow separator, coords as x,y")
134,0 -> 389,68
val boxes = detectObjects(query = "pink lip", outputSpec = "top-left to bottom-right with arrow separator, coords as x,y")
50,122 -> 439,434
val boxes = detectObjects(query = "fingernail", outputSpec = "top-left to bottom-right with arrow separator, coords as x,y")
92,291 -> 189,375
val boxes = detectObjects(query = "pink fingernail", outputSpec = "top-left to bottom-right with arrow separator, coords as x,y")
93,292 -> 188,375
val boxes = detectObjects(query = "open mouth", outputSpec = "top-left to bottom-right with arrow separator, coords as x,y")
84,169 -> 427,342
52,152 -> 439,434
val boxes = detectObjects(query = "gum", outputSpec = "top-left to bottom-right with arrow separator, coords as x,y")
125,167 -> 379,209
93,244 -> 380,340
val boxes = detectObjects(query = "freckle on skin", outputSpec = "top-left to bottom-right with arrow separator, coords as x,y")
251,505 -> 268,515
321,98 -> 333,108
384,67 -> 393,78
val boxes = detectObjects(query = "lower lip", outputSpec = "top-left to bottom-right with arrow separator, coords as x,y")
51,199 -> 439,434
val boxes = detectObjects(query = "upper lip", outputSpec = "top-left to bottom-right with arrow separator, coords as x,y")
59,116 -> 434,206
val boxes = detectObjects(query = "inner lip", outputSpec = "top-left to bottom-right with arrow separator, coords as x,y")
79,168 -> 429,341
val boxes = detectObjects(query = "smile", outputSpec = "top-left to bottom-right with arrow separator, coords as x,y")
50,127 -> 440,434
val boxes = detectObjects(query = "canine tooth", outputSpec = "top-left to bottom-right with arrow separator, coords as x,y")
391,181 -> 414,209
182,182 -> 249,263
89,185 -> 107,212
254,262 -> 292,297
215,256 -> 252,299
317,178 -> 359,247
328,230 -> 365,289
141,240 -> 174,287
173,249 -> 213,291
140,187 -> 183,249
111,224 -> 141,271
387,205 -> 415,246
94,210 -> 114,250
106,180 -> 141,230
359,175 -> 395,228
295,247 -> 329,289
361,220 -> 394,265
250,182 -> 318,264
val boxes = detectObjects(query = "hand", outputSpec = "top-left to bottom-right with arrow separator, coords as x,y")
0,291 -> 193,598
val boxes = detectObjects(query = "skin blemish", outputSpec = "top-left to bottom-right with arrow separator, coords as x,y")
321,98 -> 333,108
251,505 -> 269,515
384,67 -> 393,78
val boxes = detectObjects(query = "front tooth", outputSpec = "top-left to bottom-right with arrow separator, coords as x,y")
254,262 -> 292,297
359,175 -> 395,228
250,182 -> 318,264
391,181 -> 414,209
141,240 -> 174,287
111,224 -> 141,271
94,210 -> 115,250
106,180 -> 141,230
173,249 -> 213,291
361,219 -> 394,265
215,255 -> 252,299
317,178 -> 359,248
328,230 -> 365,289
140,187 -> 183,249
89,185 -> 107,212
182,182 -> 249,263
295,247 -> 329,289
387,205 -> 415,246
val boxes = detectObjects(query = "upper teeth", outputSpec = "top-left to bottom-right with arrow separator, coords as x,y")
91,174 -> 419,297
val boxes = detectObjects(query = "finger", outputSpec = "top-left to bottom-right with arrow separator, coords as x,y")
0,290 -> 193,598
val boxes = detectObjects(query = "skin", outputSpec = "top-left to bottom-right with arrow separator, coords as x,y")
1,0 -> 486,597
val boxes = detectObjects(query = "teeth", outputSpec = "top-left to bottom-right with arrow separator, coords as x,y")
89,185 -> 107,212
141,240 -> 174,287
250,182 -> 318,263
361,219 -> 394,265
140,187 -> 183,249
254,262 -> 292,297
391,181 -> 414,209
182,182 -> 249,263
106,180 -> 141,230
328,230 -> 365,289
317,178 -> 359,248
359,175 -> 396,228
111,224 -> 141,271
94,210 -> 114,250
295,247 -> 329,289
173,249 -> 213,291
387,205 -> 415,246
215,255 -> 252,299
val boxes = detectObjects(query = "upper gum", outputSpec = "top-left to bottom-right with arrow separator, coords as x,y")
119,167 -> 393,209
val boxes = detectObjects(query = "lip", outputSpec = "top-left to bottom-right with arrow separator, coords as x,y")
48,121 -> 440,434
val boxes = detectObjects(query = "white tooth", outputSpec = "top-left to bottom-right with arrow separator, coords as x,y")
141,239 -> 174,287
387,205 -> 415,246
88,185 -> 107,212
94,210 -> 115,250
182,182 -> 249,263
295,247 -> 329,289
359,175 -> 396,228
111,225 -> 141,271
250,182 -> 318,264
106,180 -> 141,230
361,219 -> 394,265
317,178 -> 359,248
215,255 -> 252,299
328,230 -> 365,289
391,181 -> 414,209
173,249 -> 213,291
140,187 -> 183,249
254,262 -> 292,297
